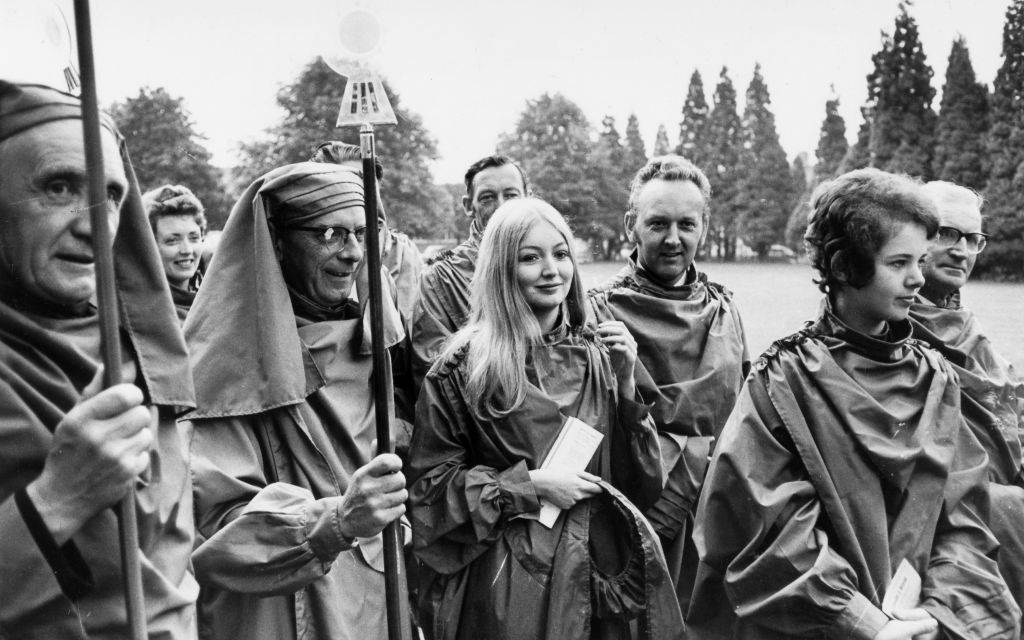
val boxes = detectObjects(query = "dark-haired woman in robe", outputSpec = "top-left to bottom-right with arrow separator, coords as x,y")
688,169 -> 1020,640
409,198 -> 683,640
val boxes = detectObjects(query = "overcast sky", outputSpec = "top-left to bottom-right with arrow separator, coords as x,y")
1,0 -> 1010,184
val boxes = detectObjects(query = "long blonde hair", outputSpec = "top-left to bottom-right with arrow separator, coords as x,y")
437,197 -> 585,420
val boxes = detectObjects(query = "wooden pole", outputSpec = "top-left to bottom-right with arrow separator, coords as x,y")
360,124 -> 412,640
71,2 -> 147,639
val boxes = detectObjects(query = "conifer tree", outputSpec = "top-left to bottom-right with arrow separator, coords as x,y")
933,37 -> 989,189
815,92 -> 849,183
705,67 -> 743,259
623,113 -> 648,172
590,115 -> 630,256
980,0 -> 1024,278
736,64 -> 794,257
842,33 -> 892,172
783,153 -> 812,251
676,69 -> 711,171
869,3 -> 937,178
654,124 -> 671,157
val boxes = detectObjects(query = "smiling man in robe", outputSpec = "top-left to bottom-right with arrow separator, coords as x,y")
184,162 -> 413,640
587,155 -> 749,613
0,81 -> 197,639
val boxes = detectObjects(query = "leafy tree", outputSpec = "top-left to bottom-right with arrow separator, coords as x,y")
653,124 -> 671,157
815,91 -> 849,182
736,64 -> 795,257
623,113 -> 648,172
980,0 -> 1024,279
676,69 -> 711,170
705,67 -> 744,259
868,3 -> 937,178
842,33 -> 893,172
233,58 -> 452,238
109,87 -> 232,229
933,37 -> 989,189
497,93 -> 600,245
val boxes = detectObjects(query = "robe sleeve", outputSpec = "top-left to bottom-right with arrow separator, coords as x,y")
918,419 -> 1021,639
0,491 -> 94,632
408,371 -> 541,575
691,373 -> 888,639
190,415 -> 355,597
610,395 -> 664,511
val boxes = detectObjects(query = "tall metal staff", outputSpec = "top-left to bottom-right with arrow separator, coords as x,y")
327,11 -> 412,638
71,2 -> 148,639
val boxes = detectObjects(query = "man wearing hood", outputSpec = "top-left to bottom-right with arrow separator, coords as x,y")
185,162 -> 412,640
909,180 -> 1024,614
0,81 -> 198,639
587,155 -> 749,613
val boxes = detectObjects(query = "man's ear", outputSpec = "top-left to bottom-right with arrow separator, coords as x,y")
699,211 -> 710,246
623,211 -> 638,243
461,195 -> 474,218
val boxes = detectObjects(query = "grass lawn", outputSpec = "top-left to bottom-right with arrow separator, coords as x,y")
579,261 -> 1023,370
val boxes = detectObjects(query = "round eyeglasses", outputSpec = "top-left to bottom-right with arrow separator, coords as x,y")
289,221 -> 383,250
935,226 -> 987,254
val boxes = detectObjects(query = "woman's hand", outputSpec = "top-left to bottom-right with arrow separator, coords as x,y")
872,609 -> 939,640
528,469 -> 602,509
596,321 -> 637,399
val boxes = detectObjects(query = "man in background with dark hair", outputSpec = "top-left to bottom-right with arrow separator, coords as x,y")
587,154 -> 748,614
409,154 -> 529,382
909,180 -> 1024,614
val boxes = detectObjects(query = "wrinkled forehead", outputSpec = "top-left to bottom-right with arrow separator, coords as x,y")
0,119 -> 123,184
935,197 -> 982,233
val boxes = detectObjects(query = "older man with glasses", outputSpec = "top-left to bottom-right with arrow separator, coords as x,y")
183,162 -> 413,640
909,179 -> 1024,615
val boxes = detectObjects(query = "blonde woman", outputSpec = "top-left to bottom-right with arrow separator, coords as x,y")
408,198 -> 683,640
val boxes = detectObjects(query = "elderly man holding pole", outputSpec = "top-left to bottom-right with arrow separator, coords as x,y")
587,155 -> 749,613
908,180 -> 1024,614
0,81 -> 198,639
185,162 -> 412,640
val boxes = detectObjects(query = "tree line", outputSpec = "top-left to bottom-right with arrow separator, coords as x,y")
109,0 -> 1024,278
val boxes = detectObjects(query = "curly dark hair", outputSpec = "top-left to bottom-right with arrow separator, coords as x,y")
142,184 -> 207,235
804,168 -> 938,293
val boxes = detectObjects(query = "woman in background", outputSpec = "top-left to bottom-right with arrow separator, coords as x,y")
143,184 -> 206,321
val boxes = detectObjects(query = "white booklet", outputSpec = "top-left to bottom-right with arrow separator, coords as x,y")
881,559 -> 922,615
535,416 -> 604,528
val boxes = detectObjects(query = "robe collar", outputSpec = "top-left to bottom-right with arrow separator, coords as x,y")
815,298 -> 914,363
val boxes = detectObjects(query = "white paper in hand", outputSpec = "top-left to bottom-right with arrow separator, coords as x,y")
881,559 -> 922,615
536,417 -> 603,528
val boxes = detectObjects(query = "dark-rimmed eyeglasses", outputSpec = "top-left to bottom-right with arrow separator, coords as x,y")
288,221 -> 382,250
935,226 -> 988,254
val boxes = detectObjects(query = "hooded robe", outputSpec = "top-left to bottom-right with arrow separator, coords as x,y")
184,163 -> 412,640
0,82 -> 198,639
587,258 -> 749,612
687,303 -> 1020,640
409,319 -> 684,640
909,292 -> 1024,614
